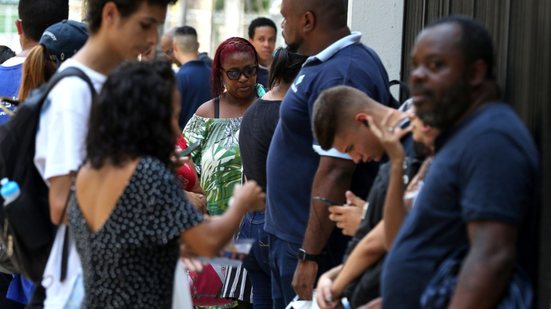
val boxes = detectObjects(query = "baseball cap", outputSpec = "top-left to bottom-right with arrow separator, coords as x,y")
39,20 -> 88,63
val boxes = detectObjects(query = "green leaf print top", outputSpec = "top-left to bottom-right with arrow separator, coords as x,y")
183,114 -> 242,216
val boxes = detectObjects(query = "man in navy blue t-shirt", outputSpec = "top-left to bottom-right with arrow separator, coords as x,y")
265,0 -> 394,306
173,26 -> 211,128
381,16 -> 539,308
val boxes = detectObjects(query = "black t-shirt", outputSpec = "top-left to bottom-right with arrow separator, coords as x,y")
342,136 -> 421,307
238,98 -> 281,192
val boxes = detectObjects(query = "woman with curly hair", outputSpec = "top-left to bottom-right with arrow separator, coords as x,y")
68,60 -> 264,308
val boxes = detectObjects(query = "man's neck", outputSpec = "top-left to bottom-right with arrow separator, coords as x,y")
18,39 -> 38,57
175,52 -> 199,66
304,27 -> 351,56
450,81 -> 500,130
72,38 -> 121,75
259,59 -> 272,68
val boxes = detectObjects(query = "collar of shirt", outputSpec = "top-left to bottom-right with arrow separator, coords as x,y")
303,32 -> 362,66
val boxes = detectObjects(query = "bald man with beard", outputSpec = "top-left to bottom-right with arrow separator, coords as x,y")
264,0 -> 394,306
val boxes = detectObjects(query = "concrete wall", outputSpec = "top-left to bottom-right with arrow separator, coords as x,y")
348,0 -> 405,89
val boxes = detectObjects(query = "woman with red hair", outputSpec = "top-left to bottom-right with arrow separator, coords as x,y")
182,37 -> 261,308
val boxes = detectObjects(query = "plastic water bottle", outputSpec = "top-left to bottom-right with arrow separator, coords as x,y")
1,178 -> 20,206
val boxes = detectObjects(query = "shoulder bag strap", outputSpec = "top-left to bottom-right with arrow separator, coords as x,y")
213,96 -> 220,119
59,175 -> 75,282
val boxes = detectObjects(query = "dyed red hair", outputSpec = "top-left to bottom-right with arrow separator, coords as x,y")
211,37 -> 259,97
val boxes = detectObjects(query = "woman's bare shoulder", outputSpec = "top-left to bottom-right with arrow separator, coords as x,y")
195,99 -> 215,118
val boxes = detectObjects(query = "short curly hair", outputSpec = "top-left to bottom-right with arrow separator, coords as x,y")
248,17 -> 277,39
86,60 -> 177,169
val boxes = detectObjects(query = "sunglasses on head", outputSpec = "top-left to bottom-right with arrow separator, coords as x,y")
222,65 -> 258,80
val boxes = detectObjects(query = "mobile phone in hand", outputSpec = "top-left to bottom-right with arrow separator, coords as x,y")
180,141 -> 200,157
313,196 -> 340,206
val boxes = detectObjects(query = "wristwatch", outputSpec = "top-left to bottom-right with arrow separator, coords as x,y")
297,248 -> 321,262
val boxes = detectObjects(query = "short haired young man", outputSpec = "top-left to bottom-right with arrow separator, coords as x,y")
248,17 -> 277,87
265,0 -> 394,306
0,0 -> 68,124
173,25 -> 211,128
311,86 -> 424,308
381,16 -> 539,308
32,0 -> 176,307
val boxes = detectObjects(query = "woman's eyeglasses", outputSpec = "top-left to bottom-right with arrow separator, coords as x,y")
222,65 -> 258,80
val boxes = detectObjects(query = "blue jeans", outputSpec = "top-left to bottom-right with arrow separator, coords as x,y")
268,231 -> 350,309
237,212 -> 272,309
267,234 -> 300,309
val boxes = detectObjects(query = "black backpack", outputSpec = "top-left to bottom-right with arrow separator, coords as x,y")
0,67 -> 95,282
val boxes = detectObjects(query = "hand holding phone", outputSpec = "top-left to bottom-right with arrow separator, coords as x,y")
313,196 -> 340,206
180,141 -> 200,157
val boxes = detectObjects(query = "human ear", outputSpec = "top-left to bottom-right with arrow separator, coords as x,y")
303,11 -> 315,32
15,19 -> 22,35
172,41 -> 178,53
468,59 -> 488,87
354,113 -> 369,127
102,2 -> 119,27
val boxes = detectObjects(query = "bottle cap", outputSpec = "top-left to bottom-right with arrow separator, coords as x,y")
0,178 -> 20,198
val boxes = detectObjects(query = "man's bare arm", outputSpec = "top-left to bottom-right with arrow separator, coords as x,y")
292,156 -> 355,299
48,173 -> 75,224
448,221 -> 517,309
332,220 -> 387,296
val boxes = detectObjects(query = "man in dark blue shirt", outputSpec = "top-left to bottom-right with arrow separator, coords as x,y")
265,0 -> 394,306
381,16 -> 539,308
173,26 -> 211,129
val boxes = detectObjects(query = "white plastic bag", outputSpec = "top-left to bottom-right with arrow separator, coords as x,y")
42,225 -> 84,309
286,294 -> 320,309
172,259 -> 193,309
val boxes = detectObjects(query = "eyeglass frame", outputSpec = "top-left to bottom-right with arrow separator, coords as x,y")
221,65 -> 258,80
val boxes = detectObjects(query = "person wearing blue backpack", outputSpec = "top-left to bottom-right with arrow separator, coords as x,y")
31,0 -> 176,308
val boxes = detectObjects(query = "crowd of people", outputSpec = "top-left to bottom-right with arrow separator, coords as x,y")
0,0 -> 540,308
